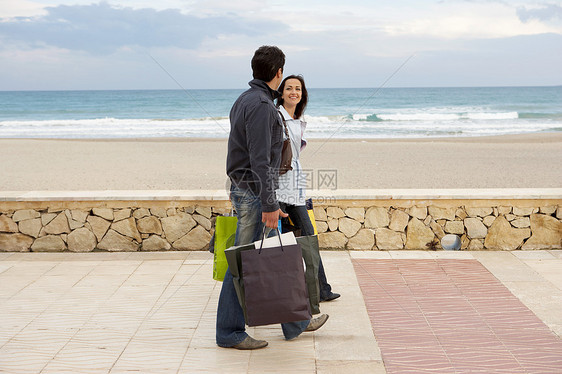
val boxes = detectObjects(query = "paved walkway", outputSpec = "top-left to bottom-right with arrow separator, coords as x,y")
0,250 -> 561,373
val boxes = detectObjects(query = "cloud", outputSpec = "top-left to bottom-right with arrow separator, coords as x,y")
517,3 -> 562,23
0,2 -> 287,54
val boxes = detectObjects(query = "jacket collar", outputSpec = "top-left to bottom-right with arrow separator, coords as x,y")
278,105 -> 293,121
248,79 -> 281,100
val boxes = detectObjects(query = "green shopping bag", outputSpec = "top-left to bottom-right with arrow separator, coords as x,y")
212,215 -> 238,281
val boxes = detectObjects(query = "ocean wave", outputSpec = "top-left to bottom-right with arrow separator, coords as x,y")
351,111 -> 519,121
1,115 -> 561,139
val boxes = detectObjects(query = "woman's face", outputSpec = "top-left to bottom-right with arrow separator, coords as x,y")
282,78 -> 302,107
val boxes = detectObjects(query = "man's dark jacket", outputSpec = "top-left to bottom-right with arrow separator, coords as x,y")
226,79 -> 284,212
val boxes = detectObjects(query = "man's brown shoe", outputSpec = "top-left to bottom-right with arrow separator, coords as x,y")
232,336 -> 268,350
305,314 -> 329,332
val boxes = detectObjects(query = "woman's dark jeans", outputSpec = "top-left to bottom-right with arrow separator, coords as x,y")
279,202 -> 333,299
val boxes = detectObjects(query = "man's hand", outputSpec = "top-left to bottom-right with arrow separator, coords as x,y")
262,209 -> 288,229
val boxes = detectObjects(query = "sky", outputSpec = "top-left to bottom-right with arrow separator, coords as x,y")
0,0 -> 561,90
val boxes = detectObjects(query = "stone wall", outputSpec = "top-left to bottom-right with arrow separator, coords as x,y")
314,204 -> 562,251
0,192 -> 560,252
0,205 -> 232,252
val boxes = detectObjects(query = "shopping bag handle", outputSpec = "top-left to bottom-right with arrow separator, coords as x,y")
258,227 -> 284,254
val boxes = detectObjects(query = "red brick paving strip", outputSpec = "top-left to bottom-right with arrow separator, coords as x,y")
353,259 -> 562,373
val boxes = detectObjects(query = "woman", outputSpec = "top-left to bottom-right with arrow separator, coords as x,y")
276,75 -> 340,302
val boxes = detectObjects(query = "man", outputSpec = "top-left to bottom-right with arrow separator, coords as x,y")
216,46 -> 329,350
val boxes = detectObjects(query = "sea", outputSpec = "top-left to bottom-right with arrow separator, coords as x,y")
0,86 -> 560,139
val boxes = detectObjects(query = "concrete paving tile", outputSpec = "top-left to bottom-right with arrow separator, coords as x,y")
111,339 -> 189,372
126,251 -> 190,260
0,348 -> 54,373
0,263 -> 13,274
389,250 -> 434,259
471,251 -> 544,282
89,263 -> 141,275
42,344 -> 122,372
427,250 -> 474,259
248,338 -> 316,372
73,274 -> 132,287
316,360 -> 386,374
178,347 -> 250,373
349,250 -> 392,259
521,259 -> 562,289
181,252 -> 213,265
549,250 -> 562,258
0,252 -> 15,260
512,250 -> 556,260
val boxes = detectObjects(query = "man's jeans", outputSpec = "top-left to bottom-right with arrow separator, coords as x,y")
279,202 -> 333,299
215,186 -> 309,347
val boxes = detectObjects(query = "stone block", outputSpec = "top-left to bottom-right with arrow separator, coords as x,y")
44,212 -> 70,235
18,218 -> 42,238
464,217 -> 488,239
142,235 -> 171,251
455,208 -> 468,220
133,208 -> 151,219
327,218 -> 339,232
521,214 -> 562,250
344,207 -> 365,222
468,239 -> 484,250
67,227 -> 97,252
70,210 -> 89,223
12,209 -> 40,222
98,229 -> 139,251
445,221 -> 464,235
539,206 -> 557,215
114,209 -> 132,222
195,206 -> 212,219
408,206 -> 427,220
41,213 -> 57,226
0,215 -> 18,233
365,207 -> 389,228
92,208 -> 114,221
429,221 -> 446,239
193,214 -> 212,231
511,217 -> 531,228
137,216 -> 163,235
31,235 -> 66,252
318,231 -> 347,249
498,206 -> 512,215
86,215 -> 111,242
339,217 -> 361,238
316,221 -> 328,233
161,213 -> 196,243
313,207 -> 327,221
484,216 -> 530,250
513,206 -> 535,216
389,209 -> 409,232
347,229 -> 375,250
428,206 -> 455,221
173,226 -> 212,250
483,216 -> 496,227
150,207 -> 168,218
0,233 -> 34,252
375,228 -> 404,250
326,207 -> 345,219
465,207 -> 493,217
405,217 -> 434,249
111,217 -> 142,242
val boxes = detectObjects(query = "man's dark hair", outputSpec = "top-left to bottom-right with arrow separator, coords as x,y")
277,75 -> 308,119
251,45 -> 285,82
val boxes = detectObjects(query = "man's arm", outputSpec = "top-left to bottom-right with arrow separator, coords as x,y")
245,100 -> 280,214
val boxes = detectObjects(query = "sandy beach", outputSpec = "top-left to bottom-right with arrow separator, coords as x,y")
1,133 -> 561,191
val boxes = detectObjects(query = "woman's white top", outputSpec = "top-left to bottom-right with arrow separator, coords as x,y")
276,105 -> 308,206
